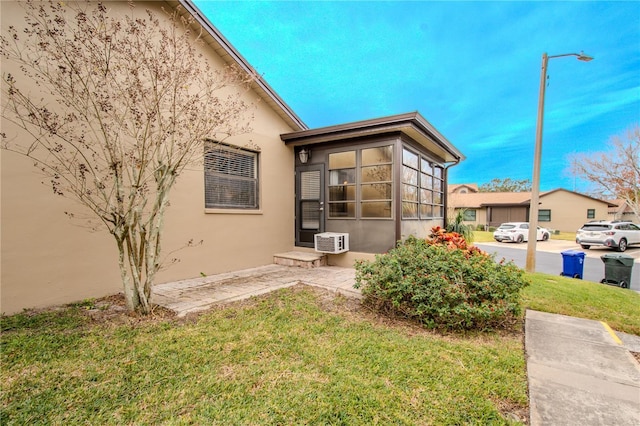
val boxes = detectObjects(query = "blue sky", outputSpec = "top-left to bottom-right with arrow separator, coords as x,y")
194,1 -> 639,192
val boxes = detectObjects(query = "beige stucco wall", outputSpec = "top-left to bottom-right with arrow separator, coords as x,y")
1,1 -> 297,314
450,207 -> 487,230
538,190 -> 609,232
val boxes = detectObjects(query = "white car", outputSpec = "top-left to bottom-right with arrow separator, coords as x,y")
576,220 -> 640,252
493,222 -> 550,243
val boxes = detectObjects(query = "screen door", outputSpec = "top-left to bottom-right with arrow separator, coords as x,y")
296,164 -> 324,247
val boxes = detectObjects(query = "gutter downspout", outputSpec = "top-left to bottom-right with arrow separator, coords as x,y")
443,158 -> 462,230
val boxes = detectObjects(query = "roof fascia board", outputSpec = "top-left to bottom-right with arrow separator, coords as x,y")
281,112 -> 418,142
282,112 -> 464,162
175,0 -> 307,131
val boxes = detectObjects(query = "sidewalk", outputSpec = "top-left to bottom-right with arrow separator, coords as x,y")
152,265 -> 640,424
526,310 -> 640,425
152,264 -> 358,317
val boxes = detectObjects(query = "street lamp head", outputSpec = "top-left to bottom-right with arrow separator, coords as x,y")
577,51 -> 594,62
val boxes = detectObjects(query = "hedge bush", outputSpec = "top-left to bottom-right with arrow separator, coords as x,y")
354,228 -> 529,331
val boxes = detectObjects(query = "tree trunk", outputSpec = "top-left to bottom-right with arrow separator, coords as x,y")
117,238 -> 142,312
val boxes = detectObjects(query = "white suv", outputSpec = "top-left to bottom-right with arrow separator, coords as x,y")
576,220 -> 640,252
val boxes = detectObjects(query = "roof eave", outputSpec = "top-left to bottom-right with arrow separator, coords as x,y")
281,112 -> 464,163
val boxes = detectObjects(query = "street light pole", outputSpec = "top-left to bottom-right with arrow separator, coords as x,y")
525,52 -> 593,273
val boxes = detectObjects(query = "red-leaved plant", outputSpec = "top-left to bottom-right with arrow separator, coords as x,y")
427,227 -> 485,258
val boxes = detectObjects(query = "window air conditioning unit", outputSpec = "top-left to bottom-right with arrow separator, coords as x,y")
314,232 -> 349,254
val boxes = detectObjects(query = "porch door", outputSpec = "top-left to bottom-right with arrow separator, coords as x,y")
296,164 -> 324,247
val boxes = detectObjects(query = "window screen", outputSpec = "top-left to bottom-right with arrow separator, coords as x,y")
204,144 -> 258,209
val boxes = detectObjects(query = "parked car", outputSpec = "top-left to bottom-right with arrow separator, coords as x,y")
493,222 -> 550,243
575,220 -> 640,252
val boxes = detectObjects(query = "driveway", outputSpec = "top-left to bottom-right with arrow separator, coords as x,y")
475,240 -> 640,291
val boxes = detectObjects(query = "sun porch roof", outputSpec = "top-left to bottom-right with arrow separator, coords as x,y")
281,112 -> 464,164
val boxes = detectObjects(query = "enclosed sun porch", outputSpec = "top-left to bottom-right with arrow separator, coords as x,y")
280,112 -> 465,257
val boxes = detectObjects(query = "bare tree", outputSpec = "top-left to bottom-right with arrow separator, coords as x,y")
1,1 -> 255,313
570,125 -> 640,219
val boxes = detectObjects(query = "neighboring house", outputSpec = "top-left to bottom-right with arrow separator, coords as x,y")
449,188 -> 615,232
449,183 -> 479,194
0,1 -> 463,314
609,199 -> 640,223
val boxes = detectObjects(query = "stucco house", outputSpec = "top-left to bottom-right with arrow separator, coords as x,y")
1,1 -> 463,314
449,185 -> 615,232
609,199 -> 640,223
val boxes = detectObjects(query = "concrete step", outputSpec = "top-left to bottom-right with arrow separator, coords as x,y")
273,251 -> 327,268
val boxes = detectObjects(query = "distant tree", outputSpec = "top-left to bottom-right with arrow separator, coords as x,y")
479,178 -> 532,193
0,1 -> 255,313
569,125 -> 640,219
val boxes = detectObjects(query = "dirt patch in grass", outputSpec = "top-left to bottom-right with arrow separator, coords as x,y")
2,293 -> 177,331
84,293 -> 176,325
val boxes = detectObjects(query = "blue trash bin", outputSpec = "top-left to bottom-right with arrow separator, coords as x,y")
560,250 -> 586,279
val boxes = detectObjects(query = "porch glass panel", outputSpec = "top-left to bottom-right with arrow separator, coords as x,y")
403,166 -> 418,185
362,183 -> 392,200
330,169 -> 356,185
330,202 -> 355,218
403,150 -> 418,168
402,184 -> 418,201
402,202 -> 418,218
362,146 -> 393,165
361,165 -> 391,182
329,186 -> 356,201
420,204 -> 433,217
329,151 -> 356,169
362,201 -> 392,218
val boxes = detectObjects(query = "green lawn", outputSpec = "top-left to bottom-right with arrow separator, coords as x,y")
1,287 -> 528,424
522,273 -> 640,335
2,270 -> 638,424
473,230 -> 496,242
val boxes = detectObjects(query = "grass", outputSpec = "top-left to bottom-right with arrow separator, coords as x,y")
0,287 -> 528,424
472,230 -> 496,242
522,273 -> 640,335
2,265 -> 638,424
550,231 -> 576,241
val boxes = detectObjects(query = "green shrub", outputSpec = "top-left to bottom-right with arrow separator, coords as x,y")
354,230 -> 529,331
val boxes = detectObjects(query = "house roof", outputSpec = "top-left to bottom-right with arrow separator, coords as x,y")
174,0 -> 307,131
449,188 -> 617,208
609,199 -> 636,214
449,183 -> 479,193
449,192 -> 531,208
280,111 -> 465,163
